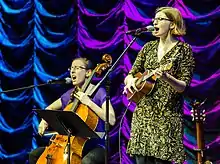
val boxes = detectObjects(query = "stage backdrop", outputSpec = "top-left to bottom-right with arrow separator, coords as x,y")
0,0 -> 219,163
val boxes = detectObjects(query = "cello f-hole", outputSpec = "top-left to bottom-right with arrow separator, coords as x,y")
46,154 -> 52,164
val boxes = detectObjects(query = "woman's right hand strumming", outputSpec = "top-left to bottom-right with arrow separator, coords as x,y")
123,75 -> 138,94
38,119 -> 48,136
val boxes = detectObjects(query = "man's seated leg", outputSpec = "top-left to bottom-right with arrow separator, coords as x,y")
82,147 -> 105,164
29,147 -> 45,164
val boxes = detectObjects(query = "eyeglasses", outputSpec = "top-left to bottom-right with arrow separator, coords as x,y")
152,17 -> 173,22
68,66 -> 87,71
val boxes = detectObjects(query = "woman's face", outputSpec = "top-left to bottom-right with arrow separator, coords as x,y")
152,11 -> 173,38
69,59 -> 89,87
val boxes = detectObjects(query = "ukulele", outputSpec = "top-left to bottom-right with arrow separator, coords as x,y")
191,99 -> 211,164
126,62 -> 173,103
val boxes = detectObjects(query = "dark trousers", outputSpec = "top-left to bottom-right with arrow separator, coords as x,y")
135,155 -> 172,164
29,147 -> 105,164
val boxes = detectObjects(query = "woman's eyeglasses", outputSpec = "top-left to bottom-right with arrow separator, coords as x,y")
68,66 -> 87,71
152,17 -> 173,22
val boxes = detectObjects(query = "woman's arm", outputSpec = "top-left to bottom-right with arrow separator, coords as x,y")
45,98 -> 62,110
89,100 -> 116,126
156,43 -> 195,93
158,73 -> 186,92
74,91 -> 116,126
38,98 -> 62,136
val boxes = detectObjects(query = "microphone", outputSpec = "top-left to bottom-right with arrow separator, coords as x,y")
126,25 -> 155,35
47,77 -> 72,84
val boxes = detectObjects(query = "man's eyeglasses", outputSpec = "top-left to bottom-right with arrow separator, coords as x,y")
68,66 -> 87,71
152,17 -> 173,22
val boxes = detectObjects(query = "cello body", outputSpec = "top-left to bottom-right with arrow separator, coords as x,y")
36,104 -> 99,164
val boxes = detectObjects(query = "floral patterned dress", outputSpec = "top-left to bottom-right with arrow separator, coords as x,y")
126,40 -> 195,163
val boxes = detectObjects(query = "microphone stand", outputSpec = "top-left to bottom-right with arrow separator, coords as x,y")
105,76 -> 110,164
90,32 -> 141,164
0,83 -> 49,94
0,82 -> 63,94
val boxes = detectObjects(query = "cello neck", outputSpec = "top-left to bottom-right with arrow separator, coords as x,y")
69,69 -> 96,112
68,54 -> 113,112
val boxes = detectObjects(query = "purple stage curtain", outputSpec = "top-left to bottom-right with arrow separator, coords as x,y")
0,0 -> 219,163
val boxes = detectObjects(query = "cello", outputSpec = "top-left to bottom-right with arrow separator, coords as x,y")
37,54 -> 112,164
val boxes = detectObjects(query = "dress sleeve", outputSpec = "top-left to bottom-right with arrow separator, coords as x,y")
176,43 -> 195,88
128,43 -> 149,76
61,88 -> 74,110
92,87 -> 106,107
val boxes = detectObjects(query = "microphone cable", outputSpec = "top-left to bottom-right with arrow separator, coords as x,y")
118,101 -> 131,164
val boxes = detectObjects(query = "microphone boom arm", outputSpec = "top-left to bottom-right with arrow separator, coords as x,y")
89,35 -> 138,96
126,25 -> 154,35
0,81 -> 68,94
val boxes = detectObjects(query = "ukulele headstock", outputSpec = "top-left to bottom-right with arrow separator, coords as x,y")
190,99 -> 207,122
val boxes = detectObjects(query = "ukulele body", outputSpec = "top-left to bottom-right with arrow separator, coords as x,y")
126,71 -> 157,103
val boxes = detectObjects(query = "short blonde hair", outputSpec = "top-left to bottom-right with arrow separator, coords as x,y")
156,7 -> 186,36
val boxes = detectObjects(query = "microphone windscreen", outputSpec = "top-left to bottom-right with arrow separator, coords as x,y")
65,77 -> 72,84
146,25 -> 155,32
